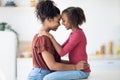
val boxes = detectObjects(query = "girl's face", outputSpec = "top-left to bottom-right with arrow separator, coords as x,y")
49,15 -> 61,31
61,13 -> 71,30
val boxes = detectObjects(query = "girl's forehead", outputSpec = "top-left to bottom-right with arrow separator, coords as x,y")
61,13 -> 68,19
61,13 -> 67,17
57,15 -> 61,19
58,15 -> 61,18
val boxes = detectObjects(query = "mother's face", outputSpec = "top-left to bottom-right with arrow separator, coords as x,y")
50,15 -> 61,31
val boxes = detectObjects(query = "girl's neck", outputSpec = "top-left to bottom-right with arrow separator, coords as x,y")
71,27 -> 79,32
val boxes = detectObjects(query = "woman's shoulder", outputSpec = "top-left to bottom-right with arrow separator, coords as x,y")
32,33 -> 50,43
32,34 -> 51,46
39,35 -> 50,40
38,35 -> 51,44
33,33 -> 49,39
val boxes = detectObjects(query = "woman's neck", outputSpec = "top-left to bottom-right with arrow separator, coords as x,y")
40,27 -> 50,32
40,24 -> 50,32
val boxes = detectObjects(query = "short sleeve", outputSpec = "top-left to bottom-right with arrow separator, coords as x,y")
39,36 -> 48,52
34,35 -> 51,54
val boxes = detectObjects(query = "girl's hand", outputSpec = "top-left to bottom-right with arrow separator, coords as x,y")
75,61 -> 88,70
39,31 -> 53,39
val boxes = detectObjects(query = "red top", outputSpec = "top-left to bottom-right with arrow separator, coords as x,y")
60,28 -> 91,72
32,34 -> 61,70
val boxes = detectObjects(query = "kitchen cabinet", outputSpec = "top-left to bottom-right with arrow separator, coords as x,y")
17,58 -> 32,80
88,59 -> 120,80
89,59 -> 120,71
17,57 -> 120,80
0,31 -> 17,80
88,55 -> 120,71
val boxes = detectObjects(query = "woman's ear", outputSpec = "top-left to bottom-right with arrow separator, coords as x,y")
47,18 -> 54,22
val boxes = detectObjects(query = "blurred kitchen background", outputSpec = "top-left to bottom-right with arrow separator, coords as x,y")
0,0 -> 120,80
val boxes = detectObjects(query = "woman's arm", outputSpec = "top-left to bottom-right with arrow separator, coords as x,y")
61,60 -> 70,64
41,50 -> 88,71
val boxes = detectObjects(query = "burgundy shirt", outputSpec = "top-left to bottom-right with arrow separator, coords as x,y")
32,34 -> 61,70
60,28 -> 91,72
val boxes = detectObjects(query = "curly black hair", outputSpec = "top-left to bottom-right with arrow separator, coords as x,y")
36,0 -> 60,23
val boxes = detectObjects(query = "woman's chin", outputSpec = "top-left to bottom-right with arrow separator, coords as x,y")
52,28 -> 58,31
66,27 -> 69,30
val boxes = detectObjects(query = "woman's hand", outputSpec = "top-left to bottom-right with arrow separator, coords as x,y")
75,61 -> 88,70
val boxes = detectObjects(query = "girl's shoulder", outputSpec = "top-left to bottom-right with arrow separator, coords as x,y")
72,28 -> 83,35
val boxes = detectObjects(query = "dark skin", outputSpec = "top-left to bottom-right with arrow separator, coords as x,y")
41,50 -> 88,70
39,15 -> 88,71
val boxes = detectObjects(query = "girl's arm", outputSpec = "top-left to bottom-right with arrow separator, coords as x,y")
40,31 -> 62,53
41,31 -> 83,56
40,31 -> 62,54
41,50 -> 87,71
49,34 -> 62,54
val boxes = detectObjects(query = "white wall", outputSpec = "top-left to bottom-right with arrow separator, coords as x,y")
51,0 -> 120,54
0,0 -> 120,54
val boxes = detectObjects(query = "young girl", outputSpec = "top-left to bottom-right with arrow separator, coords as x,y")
27,1 -> 88,80
43,7 -> 91,80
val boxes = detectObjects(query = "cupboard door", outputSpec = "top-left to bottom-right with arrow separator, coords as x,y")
17,58 -> 32,80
